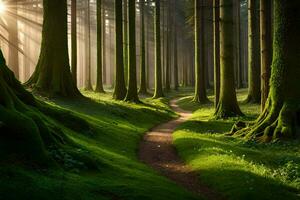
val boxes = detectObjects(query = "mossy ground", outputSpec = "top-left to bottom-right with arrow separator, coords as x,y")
0,90 -> 198,200
174,89 -> 300,200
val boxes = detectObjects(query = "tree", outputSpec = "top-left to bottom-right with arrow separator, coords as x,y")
193,0 -> 208,103
139,0 -> 147,95
26,0 -> 81,97
213,0 -> 220,108
84,0 -> 93,91
95,0 -> 105,93
113,0 -> 127,100
246,0 -> 261,103
125,0 -> 139,102
123,0 -> 129,86
233,0 -> 300,141
214,0 -> 243,118
173,16 -> 179,90
260,0 -> 272,110
71,0 -> 77,86
165,1 -> 171,91
153,0 -> 164,98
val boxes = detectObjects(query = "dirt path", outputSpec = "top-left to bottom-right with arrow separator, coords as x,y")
138,99 -> 224,200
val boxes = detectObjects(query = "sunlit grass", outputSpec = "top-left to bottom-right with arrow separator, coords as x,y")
0,91 -> 198,200
174,89 -> 300,200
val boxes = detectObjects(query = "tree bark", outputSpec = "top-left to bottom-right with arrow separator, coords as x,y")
95,0 -> 105,93
113,0 -> 127,100
139,1 -> 147,95
153,0 -> 164,98
26,0 -> 81,97
213,0 -> 220,108
71,0 -> 77,86
173,4 -> 179,91
246,0 -> 261,103
215,0 -> 243,118
233,0 -> 300,141
125,0 -> 139,102
165,1 -> 171,91
260,0 -> 272,111
193,0 -> 208,103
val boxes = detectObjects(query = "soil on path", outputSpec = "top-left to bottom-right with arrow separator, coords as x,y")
138,99 -> 224,200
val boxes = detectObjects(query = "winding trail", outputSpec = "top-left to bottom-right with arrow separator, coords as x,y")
138,99 -> 224,200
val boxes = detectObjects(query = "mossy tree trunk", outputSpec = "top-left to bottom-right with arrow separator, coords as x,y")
26,0 -> 81,97
260,0 -> 272,111
193,0 -> 208,103
125,0 -> 139,102
153,0 -> 164,98
233,0 -> 300,141
246,0 -> 261,103
113,0 -> 127,100
0,50 -> 95,168
71,0 -> 77,86
215,0 -> 243,118
213,0 -> 220,108
139,1 -> 147,95
95,0 -> 105,93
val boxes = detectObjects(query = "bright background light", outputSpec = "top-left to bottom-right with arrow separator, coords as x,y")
0,1 -> 6,14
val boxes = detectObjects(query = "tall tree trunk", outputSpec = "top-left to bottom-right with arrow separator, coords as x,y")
71,0 -> 77,86
173,3 -> 179,91
213,0 -> 220,108
162,2 -> 166,88
234,0 -> 242,89
153,0 -> 164,98
26,0 -> 81,97
246,0 -> 261,103
123,0 -> 129,86
260,0 -> 272,111
125,0 -> 139,102
165,1 -> 171,91
84,0 -> 93,90
95,0 -> 105,93
102,2 -> 106,85
215,0 -> 243,118
193,0 -> 208,103
113,0 -> 127,100
233,0 -> 300,141
139,1 -> 147,94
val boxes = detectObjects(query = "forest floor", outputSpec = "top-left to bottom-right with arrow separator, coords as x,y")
1,88 -> 300,200
173,89 -> 300,200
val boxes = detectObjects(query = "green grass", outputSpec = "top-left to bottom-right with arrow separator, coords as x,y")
174,89 -> 300,200
0,91 -> 199,200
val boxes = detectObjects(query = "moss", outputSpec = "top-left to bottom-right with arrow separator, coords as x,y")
233,0 -> 300,141
26,0 -> 81,98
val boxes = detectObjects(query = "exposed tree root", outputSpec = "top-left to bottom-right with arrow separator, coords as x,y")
0,51 -> 96,170
232,98 -> 300,142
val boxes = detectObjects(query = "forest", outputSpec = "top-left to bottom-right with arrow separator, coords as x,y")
0,0 -> 299,199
